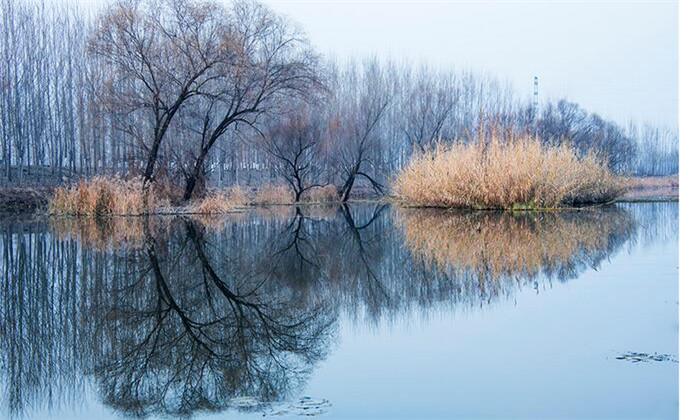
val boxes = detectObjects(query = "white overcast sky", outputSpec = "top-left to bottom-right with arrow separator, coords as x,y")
72,0 -> 679,128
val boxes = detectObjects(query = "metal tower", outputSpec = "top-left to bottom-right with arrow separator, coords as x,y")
532,76 -> 539,135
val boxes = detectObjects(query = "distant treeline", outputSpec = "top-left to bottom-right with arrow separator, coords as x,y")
0,0 -> 677,199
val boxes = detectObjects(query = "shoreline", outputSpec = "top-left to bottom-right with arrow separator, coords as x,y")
5,196 -> 677,219
0,176 -> 676,216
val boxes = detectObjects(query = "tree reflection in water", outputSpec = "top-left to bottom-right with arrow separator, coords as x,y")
0,203 -> 653,418
94,217 -> 336,417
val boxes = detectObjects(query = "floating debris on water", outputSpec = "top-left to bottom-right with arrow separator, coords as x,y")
265,396 -> 332,417
616,352 -> 678,363
231,396 -> 262,408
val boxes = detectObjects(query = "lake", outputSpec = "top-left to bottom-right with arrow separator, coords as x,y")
0,202 -> 677,419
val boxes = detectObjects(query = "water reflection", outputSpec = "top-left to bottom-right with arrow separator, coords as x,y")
0,203 -> 663,418
96,220 -> 335,417
397,208 -> 636,281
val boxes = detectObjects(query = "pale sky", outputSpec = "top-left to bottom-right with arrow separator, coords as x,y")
72,0 -> 679,128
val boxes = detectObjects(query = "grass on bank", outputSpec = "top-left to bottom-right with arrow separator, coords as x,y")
190,184 -> 339,211
48,177 -> 162,216
392,134 -> 625,209
189,186 -> 250,214
253,183 -> 295,205
301,185 -> 339,203
49,179 -> 341,216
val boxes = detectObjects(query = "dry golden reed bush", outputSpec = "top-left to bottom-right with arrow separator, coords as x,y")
190,192 -> 234,214
392,134 -> 625,209
48,177 -> 161,216
190,185 -> 252,214
396,208 -> 634,279
252,183 -> 294,205
301,185 -> 339,203
224,185 -> 251,206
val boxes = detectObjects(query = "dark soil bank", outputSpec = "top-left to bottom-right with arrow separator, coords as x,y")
0,188 -> 51,212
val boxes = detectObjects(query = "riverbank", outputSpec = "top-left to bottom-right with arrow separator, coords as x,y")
0,187 -> 52,212
621,175 -> 678,201
0,175 -> 676,215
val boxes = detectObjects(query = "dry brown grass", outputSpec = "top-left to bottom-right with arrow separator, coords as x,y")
252,183 -> 294,205
392,134 -> 625,209
189,185 -> 253,215
48,177 -> 162,216
190,192 -> 234,214
301,185 -> 339,203
224,185 -> 251,206
396,208 -> 634,279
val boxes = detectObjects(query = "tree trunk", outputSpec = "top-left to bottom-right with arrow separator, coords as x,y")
340,172 -> 356,202
183,176 -> 198,201
142,135 -> 162,187
183,147 -> 210,201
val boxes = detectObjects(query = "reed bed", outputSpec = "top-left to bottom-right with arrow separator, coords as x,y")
392,134 -> 625,209
190,192 -> 234,214
48,177 -> 162,216
301,185 -> 339,203
189,185 -> 252,214
48,177 -> 341,216
252,183 -> 295,205
224,185 -> 251,206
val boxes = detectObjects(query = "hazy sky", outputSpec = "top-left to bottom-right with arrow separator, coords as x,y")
73,0 -> 679,128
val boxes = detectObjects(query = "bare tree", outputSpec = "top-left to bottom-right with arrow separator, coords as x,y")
1,0 -> 674,193
172,0 -> 320,200
88,0 -> 234,188
400,65 -> 458,152
257,104 -> 329,201
330,59 -> 391,202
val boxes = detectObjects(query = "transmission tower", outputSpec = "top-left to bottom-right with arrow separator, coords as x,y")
532,76 -> 539,135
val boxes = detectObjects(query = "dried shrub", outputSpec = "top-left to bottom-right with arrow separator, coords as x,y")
301,185 -> 339,203
223,185 -> 251,206
190,192 -> 233,214
189,185 -> 253,215
252,184 -> 294,205
48,177 -> 161,216
392,134 -> 625,209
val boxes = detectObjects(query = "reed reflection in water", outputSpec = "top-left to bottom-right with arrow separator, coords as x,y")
0,203 -> 659,419
397,207 -> 636,283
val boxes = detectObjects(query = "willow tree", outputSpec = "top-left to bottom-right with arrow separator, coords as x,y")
88,0 -> 236,188
330,59 -> 391,202
175,0 -> 320,200
257,103 -> 329,202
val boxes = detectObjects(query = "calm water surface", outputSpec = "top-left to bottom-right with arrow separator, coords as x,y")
0,203 -> 677,419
